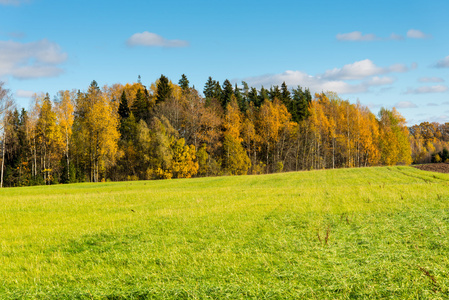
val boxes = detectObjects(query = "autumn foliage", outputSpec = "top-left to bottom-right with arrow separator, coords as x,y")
0,76 -> 414,186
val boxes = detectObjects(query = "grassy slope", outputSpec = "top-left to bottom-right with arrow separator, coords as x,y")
0,166 -> 449,299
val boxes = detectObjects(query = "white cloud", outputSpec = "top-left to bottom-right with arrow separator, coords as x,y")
405,85 -> 449,94
435,55 -> 449,68
0,0 -> 29,5
418,77 -> 444,83
407,29 -> 431,39
0,39 -> 67,79
427,103 -> 439,107
336,31 -> 379,41
321,59 -> 408,80
365,76 -> 396,86
395,101 -> 418,108
16,89 -> 34,98
389,33 -> 404,40
127,31 -> 189,48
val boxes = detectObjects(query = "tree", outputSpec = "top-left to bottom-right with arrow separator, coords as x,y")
118,91 -> 130,119
221,79 -> 234,109
73,81 -> 120,182
131,88 -> 150,122
280,82 -> 291,107
36,94 -> 62,184
0,82 -> 14,188
178,74 -> 189,92
56,90 -> 75,183
379,107 -> 412,165
156,75 -> 172,104
171,138 -> 198,178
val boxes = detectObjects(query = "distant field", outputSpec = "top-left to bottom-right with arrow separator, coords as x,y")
1,166 -> 449,299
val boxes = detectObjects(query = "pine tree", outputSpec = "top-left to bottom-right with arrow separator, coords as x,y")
118,91 -> 130,119
178,74 -> 189,92
132,88 -> 149,122
280,82 -> 291,107
156,75 -> 172,104
221,79 -> 234,109
203,76 -> 215,100
269,85 -> 281,101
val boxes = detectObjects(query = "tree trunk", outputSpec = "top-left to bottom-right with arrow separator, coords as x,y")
1,131 -> 5,188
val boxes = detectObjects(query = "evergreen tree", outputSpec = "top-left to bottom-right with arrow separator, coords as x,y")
291,86 -> 311,122
178,74 -> 189,92
203,76 -> 215,100
234,83 -> 246,112
213,80 -> 222,99
280,82 -> 291,107
132,88 -> 149,122
269,85 -> 281,101
257,87 -> 269,107
248,87 -> 259,107
156,75 -> 172,104
118,91 -> 130,119
221,79 -> 234,109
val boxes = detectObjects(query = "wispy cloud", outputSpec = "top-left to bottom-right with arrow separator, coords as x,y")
435,55 -> 449,68
389,33 -> 404,40
336,31 -> 379,41
427,103 -> 439,107
321,59 -> 408,80
0,0 -> 29,5
405,85 -> 448,94
395,101 -> 418,108
407,29 -> 431,39
337,29 -> 431,42
0,39 -> 67,79
127,31 -> 189,48
418,77 -> 444,83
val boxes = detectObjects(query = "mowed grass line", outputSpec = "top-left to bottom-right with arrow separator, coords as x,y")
0,166 -> 448,299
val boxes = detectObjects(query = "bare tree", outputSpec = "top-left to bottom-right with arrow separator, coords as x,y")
0,82 -> 15,188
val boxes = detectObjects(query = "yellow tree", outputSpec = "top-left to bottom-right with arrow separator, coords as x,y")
74,81 -> 120,182
36,94 -> 63,184
379,107 -> 412,165
223,96 -> 251,174
257,98 -> 291,172
171,138 -> 199,178
56,90 -> 75,182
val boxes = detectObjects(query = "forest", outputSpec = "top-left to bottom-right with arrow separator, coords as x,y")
0,74 -> 443,187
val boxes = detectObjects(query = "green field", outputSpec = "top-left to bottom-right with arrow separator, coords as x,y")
1,166 -> 449,299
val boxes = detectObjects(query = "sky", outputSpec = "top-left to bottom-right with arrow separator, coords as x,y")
0,0 -> 448,125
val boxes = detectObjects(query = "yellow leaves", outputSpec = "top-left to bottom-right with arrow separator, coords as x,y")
258,98 -> 291,143
223,97 -> 242,142
171,139 -> 198,178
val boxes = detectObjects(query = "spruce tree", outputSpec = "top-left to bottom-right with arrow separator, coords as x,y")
234,83 -> 246,112
221,79 -> 234,109
269,85 -> 281,101
156,74 -> 172,104
118,91 -> 130,119
132,89 -> 149,122
178,74 -> 189,91
203,76 -> 215,100
280,82 -> 291,107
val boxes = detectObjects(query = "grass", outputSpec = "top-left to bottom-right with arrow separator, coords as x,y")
1,166 -> 449,299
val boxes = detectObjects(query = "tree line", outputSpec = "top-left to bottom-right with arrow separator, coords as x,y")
409,122 -> 449,164
0,75 -> 413,187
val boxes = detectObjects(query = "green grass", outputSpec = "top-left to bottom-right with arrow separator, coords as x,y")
1,166 -> 449,299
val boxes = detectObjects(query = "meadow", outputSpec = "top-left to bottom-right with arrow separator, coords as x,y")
1,166 -> 449,299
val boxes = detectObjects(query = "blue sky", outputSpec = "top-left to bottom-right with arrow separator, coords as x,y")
0,0 -> 448,125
